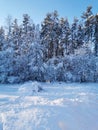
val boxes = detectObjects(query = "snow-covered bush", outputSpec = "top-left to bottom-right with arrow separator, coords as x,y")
44,64 -> 56,82
62,55 -> 97,82
18,81 -> 43,96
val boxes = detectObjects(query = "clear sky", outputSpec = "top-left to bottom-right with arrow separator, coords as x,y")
0,0 -> 98,26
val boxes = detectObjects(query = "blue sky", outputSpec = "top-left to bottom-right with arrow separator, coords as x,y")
0,0 -> 98,26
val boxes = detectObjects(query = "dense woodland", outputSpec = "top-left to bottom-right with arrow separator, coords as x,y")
0,6 -> 98,83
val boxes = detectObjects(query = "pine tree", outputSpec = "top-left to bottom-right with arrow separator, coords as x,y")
60,18 -> 70,55
81,6 -> 94,44
41,11 -> 60,60
70,17 -> 79,54
20,14 -> 35,54
52,10 -> 61,57
0,27 -> 5,51
76,23 -> 84,48
94,14 -> 98,56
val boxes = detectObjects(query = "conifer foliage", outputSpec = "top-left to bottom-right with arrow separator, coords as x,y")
0,6 -> 98,83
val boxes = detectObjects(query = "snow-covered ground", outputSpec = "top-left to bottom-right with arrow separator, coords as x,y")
0,82 -> 98,130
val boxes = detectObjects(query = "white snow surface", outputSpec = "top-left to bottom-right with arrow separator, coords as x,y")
0,82 -> 98,130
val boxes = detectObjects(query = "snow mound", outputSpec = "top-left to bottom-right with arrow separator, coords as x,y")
18,81 -> 43,96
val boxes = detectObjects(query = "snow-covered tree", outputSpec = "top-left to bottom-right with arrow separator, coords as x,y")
59,18 -> 70,55
70,17 -> 79,54
81,6 -> 94,45
76,23 -> 84,48
0,7 -> 98,83
29,42 -> 44,81
41,11 -> 61,60
0,27 -> 5,51
94,14 -> 98,56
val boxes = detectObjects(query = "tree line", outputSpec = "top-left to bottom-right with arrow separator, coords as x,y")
0,6 -> 98,83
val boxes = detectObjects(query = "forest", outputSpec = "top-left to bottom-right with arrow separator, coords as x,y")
0,6 -> 98,83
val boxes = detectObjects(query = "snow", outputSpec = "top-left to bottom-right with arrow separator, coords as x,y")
0,82 -> 98,130
18,81 -> 43,96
